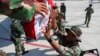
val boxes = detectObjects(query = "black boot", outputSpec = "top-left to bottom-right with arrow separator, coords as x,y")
22,51 -> 29,55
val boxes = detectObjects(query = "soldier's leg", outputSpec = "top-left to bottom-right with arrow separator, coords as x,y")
10,37 -> 20,56
15,46 -> 20,56
64,12 -> 66,20
57,22 -> 61,31
18,38 -> 25,54
21,44 -> 25,52
15,39 -> 22,56
21,42 -> 29,55
86,16 -> 91,27
15,38 -> 22,56
84,15 -> 88,24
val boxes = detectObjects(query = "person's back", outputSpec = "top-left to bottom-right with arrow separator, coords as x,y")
60,3 -> 66,13
85,4 -> 94,15
59,36 -> 79,48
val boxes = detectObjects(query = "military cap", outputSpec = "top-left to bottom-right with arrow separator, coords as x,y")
65,26 -> 82,41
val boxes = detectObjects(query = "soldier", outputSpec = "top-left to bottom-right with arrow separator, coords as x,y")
60,3 -> 66,20
44,26 -> 82,56
57,13 -> 65,32
10,19 -> 28,56
84,4 -> 94,27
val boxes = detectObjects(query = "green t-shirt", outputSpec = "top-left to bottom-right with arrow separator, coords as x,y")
9,0 -> 23,9
10,0 -> 36,21
11,6 -> 35,21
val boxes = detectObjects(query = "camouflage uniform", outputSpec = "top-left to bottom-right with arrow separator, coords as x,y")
10,20 -> 25,56
51,26 -> 82,56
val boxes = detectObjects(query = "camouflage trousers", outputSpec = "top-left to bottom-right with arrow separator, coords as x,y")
11,37 -> 25,55
59,45 -> 81,56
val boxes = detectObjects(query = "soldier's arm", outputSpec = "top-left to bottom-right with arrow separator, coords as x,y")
43,28 -> 64,55
85,7 -> 88,11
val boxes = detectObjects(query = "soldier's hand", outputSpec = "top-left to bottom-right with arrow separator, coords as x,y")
50,9 -> 58,19
42,26 -> 51,38
34,2 -> 48,17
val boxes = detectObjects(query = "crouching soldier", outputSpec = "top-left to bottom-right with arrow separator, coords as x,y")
44,26 -> 82,56
10,19 -> 28,56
